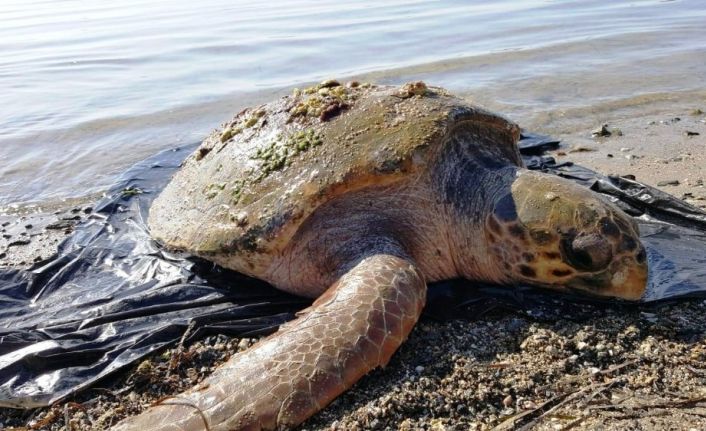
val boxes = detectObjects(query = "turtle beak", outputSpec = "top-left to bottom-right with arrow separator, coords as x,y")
605,257 -> 648,301
566,255 -> 648,301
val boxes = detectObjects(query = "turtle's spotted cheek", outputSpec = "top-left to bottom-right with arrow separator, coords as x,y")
486,170 -> 648,301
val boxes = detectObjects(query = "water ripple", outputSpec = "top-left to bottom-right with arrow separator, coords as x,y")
1,0 -> 705,205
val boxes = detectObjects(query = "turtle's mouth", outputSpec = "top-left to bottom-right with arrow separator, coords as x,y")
563,261 -> 648,301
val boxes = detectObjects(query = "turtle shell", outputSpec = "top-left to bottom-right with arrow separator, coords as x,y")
148,82 -> 520,267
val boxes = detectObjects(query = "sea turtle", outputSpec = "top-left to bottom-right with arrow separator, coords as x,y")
114,81 -> 647,431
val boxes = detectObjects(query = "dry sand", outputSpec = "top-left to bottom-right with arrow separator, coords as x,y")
1,108 -> 705,431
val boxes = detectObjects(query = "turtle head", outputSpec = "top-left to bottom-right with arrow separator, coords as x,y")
486,170 -> 647,300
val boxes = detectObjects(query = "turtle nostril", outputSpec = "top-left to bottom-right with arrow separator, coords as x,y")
563,233 -> 613,271
636,247 -> 647,264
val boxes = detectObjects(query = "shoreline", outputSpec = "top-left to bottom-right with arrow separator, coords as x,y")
1,104 -> 705,430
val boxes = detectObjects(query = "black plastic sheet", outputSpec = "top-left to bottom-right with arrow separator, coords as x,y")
1,132 -> 705,409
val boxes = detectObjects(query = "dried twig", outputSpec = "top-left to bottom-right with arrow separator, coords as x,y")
492,379 -> 617,431
597,359 -> 639,376
168,320 -> 197,376
686,365 -> 706,377
631,395 -> 706,410
587,394 -> 706,422
560,415 -> 587,431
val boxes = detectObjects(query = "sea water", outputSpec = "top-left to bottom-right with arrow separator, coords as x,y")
1,0 -> 705,208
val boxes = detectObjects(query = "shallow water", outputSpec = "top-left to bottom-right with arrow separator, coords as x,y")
2,0 -> 705,208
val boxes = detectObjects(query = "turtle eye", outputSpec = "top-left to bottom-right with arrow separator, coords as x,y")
561,232 -> 613,272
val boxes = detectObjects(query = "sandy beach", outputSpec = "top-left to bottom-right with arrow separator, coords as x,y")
1,100 -> 705,431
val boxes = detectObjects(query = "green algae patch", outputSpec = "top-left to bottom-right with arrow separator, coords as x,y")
289,128 -> 323,152
230,179 -> 245,204
220,126 -> 242,143
251,128 -> 323,181
204,182 -> 226,199
252,140 -> 289,179
243,117 -> 258,128
243,109 -> 267,129
215,108 -> 266,150
219,109 -> 265,144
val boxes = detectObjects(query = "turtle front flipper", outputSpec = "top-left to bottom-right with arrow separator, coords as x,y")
111,254 -> 426,431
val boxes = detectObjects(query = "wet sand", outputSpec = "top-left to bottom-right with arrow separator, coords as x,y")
1,106 -> 705,430
538,110 -> 706,210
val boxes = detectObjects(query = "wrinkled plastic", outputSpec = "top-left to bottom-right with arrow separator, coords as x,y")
1,132 -> 705,409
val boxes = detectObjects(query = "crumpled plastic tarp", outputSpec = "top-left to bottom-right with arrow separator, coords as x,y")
1,132 -> 705,409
